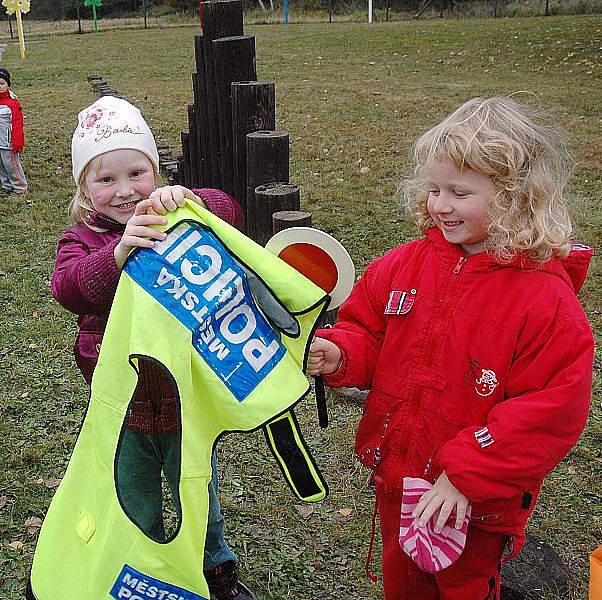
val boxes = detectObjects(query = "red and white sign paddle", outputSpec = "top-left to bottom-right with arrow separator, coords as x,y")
266,227 -> 355,427
265,227 -> 355,311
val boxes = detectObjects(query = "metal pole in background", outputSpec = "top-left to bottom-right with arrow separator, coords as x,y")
368,0 -> 373,23
544,0 -> 549,16
493,0 -> 498,18
143,0 -> 148,28
439,0 -> 444,18
284,0 -> 289,24
8,14 -> 13,39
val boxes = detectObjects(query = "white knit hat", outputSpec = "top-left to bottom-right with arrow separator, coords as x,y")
71,96 -> 159,183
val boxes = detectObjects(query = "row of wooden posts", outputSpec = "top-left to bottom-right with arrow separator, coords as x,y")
174,0 -> 314,246
88,0 -> 314,248
86,74 -> 313,248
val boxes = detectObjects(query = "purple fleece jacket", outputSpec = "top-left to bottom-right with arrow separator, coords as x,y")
51,188 -> 244,386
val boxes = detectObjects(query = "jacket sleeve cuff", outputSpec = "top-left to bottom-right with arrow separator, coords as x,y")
77,238 -> 121,305
315,327 -> 350,387
193,188 -> 244,230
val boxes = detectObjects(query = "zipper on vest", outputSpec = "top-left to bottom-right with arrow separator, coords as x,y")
396,255 -> 468,470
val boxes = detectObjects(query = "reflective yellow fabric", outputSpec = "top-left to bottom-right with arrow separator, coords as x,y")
30,202 -> 328,599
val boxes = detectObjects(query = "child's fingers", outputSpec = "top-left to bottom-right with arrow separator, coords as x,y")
310,337 -> 328,353
125,225 -> 167,242
129,213 -> 168,228
172,185 -> 188,207
122,235 -> 157,250
146,189 -> 167,215
414,493 -> 439,527
306,355 -> 324,376
189,190 -> 207,209
454,500 -> 469,530
150,185 -> 188,213
433,501 -> 453,533
134,198 -> 153,215
148,187 -> 176,213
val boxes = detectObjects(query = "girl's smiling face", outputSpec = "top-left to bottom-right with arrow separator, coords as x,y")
85,149 -> 155,224
426,158 -> 496,255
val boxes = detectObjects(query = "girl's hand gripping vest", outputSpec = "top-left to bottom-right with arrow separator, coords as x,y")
29,202 -> 330,600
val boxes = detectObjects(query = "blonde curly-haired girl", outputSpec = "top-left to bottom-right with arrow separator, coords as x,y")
309,96 -> 594,599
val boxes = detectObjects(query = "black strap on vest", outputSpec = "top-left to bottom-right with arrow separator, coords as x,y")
264,410 -> 328,502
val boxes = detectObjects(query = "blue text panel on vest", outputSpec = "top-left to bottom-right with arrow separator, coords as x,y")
124,221 -> 286,402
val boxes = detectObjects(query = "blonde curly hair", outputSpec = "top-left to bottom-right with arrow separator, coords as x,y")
68,155 -> 160,224
403,96 -> 573,262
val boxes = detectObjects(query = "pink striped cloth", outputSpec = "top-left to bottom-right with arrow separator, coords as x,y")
399,477 -> 472,574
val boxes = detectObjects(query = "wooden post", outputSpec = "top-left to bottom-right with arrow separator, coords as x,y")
76,1 -> 82,33
231,82 -> 276,230
544,0 -> 549,15
200,0 -> 244,191
254,183 -> 300,246
167,165 -> 179,186
180,132 -> 191,189
176,155 -> 185,187
246,131 -> 289,243
212,35 -> 257,198
193,36 -> 212,187
187,104 -> 200,187
272,210 -> 312,234
162,159 -> 179,181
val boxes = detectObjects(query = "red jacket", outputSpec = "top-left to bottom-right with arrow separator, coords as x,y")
319,227 -> 593,555
0,90 -> 24,152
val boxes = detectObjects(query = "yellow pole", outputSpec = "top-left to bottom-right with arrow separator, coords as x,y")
15,9 -> 25,60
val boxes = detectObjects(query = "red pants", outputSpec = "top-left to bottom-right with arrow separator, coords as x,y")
377,488 -> 506,600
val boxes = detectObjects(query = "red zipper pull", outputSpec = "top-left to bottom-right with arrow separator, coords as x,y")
453,256 -> 467,274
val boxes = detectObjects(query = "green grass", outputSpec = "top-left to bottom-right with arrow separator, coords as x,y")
0,14 -> 600,599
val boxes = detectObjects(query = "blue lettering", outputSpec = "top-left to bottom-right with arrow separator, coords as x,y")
208,337 -> 230,360
111,565 -> 207,600
124,222 -> 287,401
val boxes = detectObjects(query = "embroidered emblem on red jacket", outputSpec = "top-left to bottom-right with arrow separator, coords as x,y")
385,289 -> 416,315
464,359 -> 498,397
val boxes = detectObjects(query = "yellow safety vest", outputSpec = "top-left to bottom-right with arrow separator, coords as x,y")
29,202 -> 329,599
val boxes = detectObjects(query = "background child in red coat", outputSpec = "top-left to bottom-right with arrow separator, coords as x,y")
0,67 -> 27,195
308,96 -> 594,599
51,96 -> 254,599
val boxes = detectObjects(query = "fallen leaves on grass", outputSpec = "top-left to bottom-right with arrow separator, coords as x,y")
295,505 -> 315,519
8,541 -> 24,550
44,477 -> 61,488
25,516 -> 43,535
